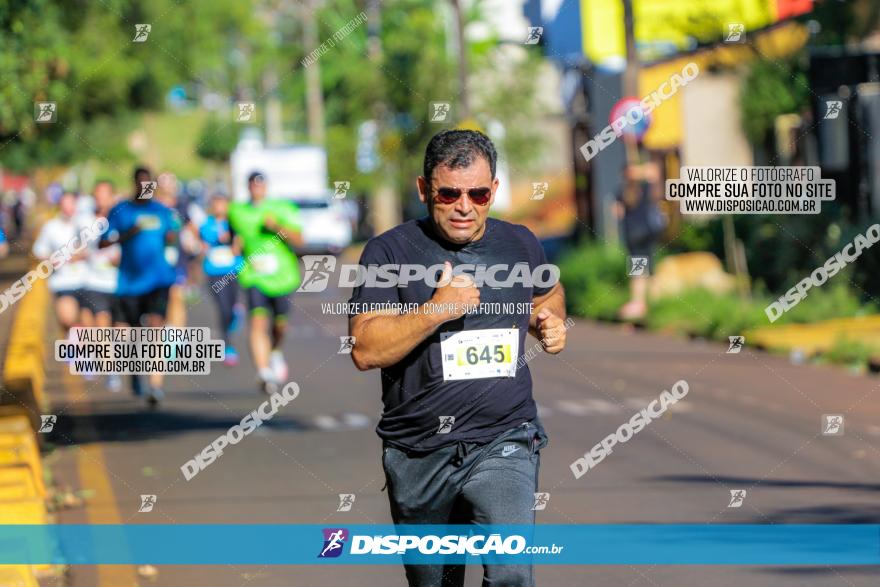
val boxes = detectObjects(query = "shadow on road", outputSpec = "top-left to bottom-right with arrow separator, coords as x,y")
652,474 -> 880,494
48,406 -> 318,446
762,566 -> 880,577
651,474 -> 880,523
758,504 -> 880,524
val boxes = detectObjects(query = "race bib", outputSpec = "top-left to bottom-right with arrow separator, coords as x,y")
440,328 -> 519,381
136,215 -> 161,231
251,253 -> 279,275
208,246 -> 235,267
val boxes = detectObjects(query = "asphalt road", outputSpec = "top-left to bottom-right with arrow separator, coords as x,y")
45,276 -> 880,587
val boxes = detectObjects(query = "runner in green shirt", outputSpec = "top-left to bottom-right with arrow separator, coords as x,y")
229,171 -> 304,394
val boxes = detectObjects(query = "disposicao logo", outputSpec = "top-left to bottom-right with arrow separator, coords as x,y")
319,528 -> 349,558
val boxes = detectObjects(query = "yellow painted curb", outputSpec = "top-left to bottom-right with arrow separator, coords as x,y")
0,432 -> 45,497
0,409 -> 34,437
0,565 -> 39,587
0,441 -> 45,498
746,315 -> 880,357
0,464 -> 42,500
0,227 -> 55,586
1,278 -> 49,433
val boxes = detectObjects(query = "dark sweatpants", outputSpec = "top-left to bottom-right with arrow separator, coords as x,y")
382,420 -> 548,587
208,276 -> 238,341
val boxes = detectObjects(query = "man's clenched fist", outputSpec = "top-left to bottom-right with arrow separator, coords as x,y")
535,308 -> 566,354
431,261 -> 480,322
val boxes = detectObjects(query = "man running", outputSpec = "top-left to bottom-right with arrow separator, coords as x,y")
348,130 -> 567,587
156,172 -> 201,330
33,191 -> 90,340
81,180 -> 122,392
100,167 -> 178,406
228,172 -> 303,394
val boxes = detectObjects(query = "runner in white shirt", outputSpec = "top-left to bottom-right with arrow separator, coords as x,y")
79,181 -> 122,392
32,192 -> 91,340
80,181 -> 119,322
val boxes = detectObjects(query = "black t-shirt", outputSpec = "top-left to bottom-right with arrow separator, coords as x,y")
349,217 -> 555,451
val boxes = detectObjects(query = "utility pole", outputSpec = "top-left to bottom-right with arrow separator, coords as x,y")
621,0 -> 639,166
264,68 -> 284,146
260,1 -> 285,146
366,0 -> 401,234
450,0 -> 469,120
302,0 -> 326,146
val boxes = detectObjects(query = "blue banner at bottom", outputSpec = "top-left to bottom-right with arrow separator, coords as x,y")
0,524 -> 877,565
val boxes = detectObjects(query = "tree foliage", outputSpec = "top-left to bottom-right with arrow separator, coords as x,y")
196,116 -> 241,162
0,0 -> 270,172
739,57 -> 809,145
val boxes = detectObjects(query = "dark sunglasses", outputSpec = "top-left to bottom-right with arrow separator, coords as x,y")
432,186 -> 492,206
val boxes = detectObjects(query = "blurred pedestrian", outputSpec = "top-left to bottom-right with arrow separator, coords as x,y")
100,166 -> 178,406
199,194 -> 244,366
615,160 -> 666,321
156,172 -> 193,330
80,180 -> 122,392
10,189 -> 27,241
32,191 -> 90,340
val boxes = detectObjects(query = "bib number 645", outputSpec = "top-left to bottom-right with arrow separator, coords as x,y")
463,344 -> 508,365
440,328 -> 519,381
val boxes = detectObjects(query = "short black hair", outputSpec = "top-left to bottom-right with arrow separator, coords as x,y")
248,171 -> 266,184
422,129 -> 497,183
133,166 -> 151,181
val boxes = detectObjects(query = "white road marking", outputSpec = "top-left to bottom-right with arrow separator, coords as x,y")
312,413 -> 372,430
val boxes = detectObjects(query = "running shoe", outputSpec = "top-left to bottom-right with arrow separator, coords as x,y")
229,303 -> 245,334
224,345 -> 239,366
270,350 -> 288,382
106,374 -> 122,393
146,387 -> 164,407
258,367 -> 278,395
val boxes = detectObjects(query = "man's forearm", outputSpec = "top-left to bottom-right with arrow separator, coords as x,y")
101,226 -> 138,248
350,305 -> 447,370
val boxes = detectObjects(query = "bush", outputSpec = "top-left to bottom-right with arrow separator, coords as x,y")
557,242 -> 629,321
822,337 -> 879,367
559,242 -> 873,332
643,282 -> 873,339
646,289 -> 768,339
196,116 -> 241,163
782,281 -> 875,324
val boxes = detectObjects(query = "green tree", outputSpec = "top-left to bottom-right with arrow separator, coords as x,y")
287,0 -> 548,207
196,116 -> 241,163
0,0 -> 270,173
739,57 -> 809,147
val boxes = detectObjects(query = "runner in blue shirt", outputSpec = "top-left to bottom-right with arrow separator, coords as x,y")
199,195 -> 244,366
100,166 -> 178,406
